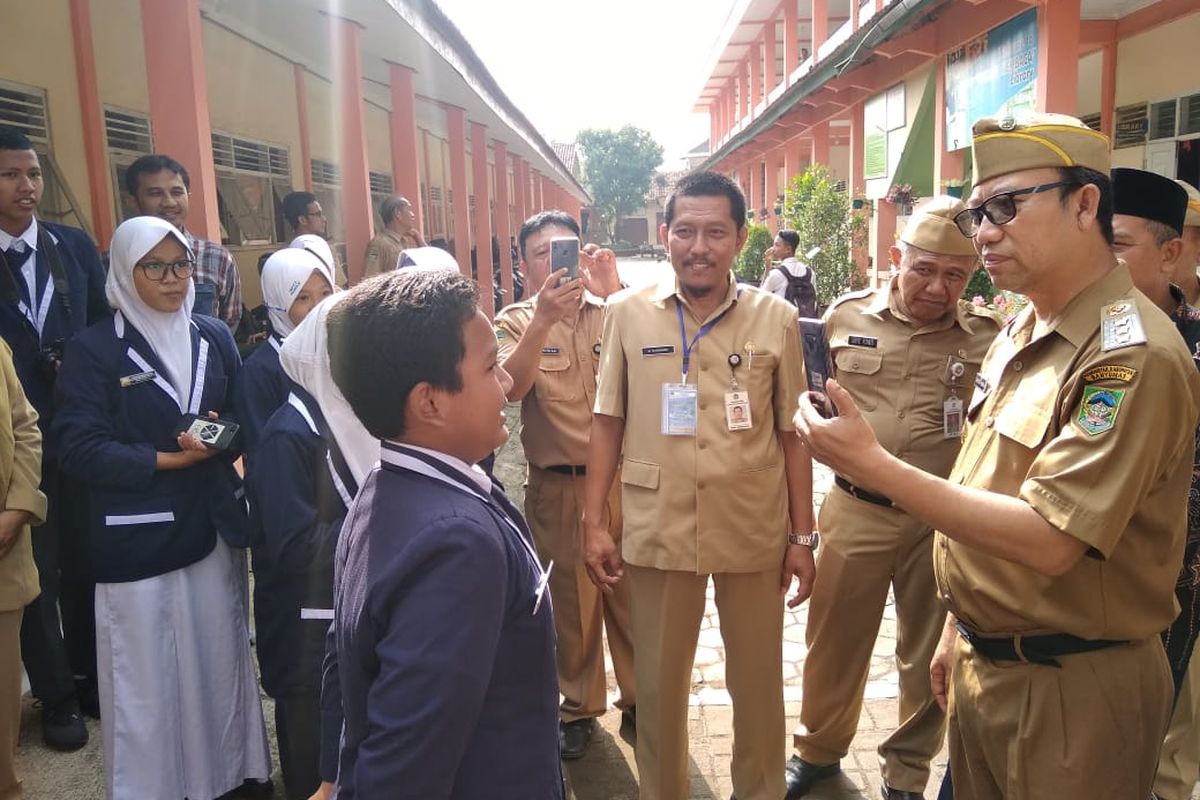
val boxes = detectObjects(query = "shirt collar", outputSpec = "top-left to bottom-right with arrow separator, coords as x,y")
380,441 -> 493,495
0,218 -> 38,252
863,277 -> 983,333
651,270 -> 739,319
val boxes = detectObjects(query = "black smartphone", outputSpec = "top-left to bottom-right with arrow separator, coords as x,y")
550,236 -> 580,283
798,318 -> 837,417
172,414 -> 240,451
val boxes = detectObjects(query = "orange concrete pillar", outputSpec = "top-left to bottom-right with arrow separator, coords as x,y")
784,138 -> 802,186
388,63 -> 423,232
763,20 -> 777,97
536,171 -> 547,211
736,65 -> 746,121
1100,42 -> 1117,139
512,156 -> 528,227
329,15 -> 374,284
765,150 -> 780,234
850,0 -> 859,32
749,41 -> 763,114
933,57 -> 966,191
811,121 -> 830,167
811,0 -> 828,62
293,65 -> 313,192
471,123 -> 494,318
69,0 -> 113,247
492,142 -> 513,307
848,105 -> 864,200
875,0 -> 883,12
874,199 -> 897,288
446,106 -> 471,276
138,0 -> 220,240
783,2 -> 799,79
1036,0 -> 1081,114
746,162 -> 758,221
541,175 -> 553,212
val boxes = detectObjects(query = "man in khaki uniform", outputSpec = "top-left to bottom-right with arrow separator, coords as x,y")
794,114 -> 1200,800
787,197 -> 1000,800
361,195 -> 424,279
0,339 -> 48,799
1170,181 -> 1200,306
494,211 -> 635,759
583,171 -> 815,800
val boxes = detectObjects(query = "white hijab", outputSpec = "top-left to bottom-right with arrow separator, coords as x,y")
106,216 -> 196,406
261,248 -> 334,338
279,294 -> 377,486
289,235 -> 337,281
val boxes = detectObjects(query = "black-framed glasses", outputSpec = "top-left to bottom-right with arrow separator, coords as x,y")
136,258 -> 196,281
953,181 -> 1073,238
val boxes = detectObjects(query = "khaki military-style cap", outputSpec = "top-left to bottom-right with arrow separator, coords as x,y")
1176,180 -> 1200,229
899,195 -> 978,257
972,113 -> 1111,185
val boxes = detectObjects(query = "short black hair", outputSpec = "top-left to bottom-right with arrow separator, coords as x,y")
1057,166 -> 1114,246
125,154 -> 190,197
777,229 -> 800,252
327,269 -> 479,440
0,127 -> 34,152
517,211 -> 579,261
282,191 -> 318,228
664,171 -> 747,232
380,195 -> 411,225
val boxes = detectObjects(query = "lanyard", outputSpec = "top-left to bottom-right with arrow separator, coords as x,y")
18,261 -> 53,337
675,296 -> 735,383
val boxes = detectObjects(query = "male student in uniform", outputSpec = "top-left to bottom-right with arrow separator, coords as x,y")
0,126 -> 107,750
281,191 -> 328,240
494,211 -> 635,759
326,268 -> 562,798
786,197 -> 1001,799
583,170 -> 814,800
794,113 -> 1200,800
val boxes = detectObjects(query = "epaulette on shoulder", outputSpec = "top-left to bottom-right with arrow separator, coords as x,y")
961,300 -> 1004,326
827,287 -> 875,311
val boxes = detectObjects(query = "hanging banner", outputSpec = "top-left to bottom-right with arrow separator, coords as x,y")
864,93 -> 888,178
944,8 -> 1039,152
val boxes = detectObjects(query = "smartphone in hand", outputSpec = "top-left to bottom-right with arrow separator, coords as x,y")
550,236 -> 580,284
799,318 -> 837,417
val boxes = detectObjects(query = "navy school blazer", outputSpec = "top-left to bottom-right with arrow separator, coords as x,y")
233,333 -> 290,456
53,312 -> 248,583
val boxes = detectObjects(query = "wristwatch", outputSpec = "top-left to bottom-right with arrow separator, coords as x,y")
788,531 -> 820,550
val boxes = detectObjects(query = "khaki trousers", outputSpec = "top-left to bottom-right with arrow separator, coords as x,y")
525,466 -> 635,721
948,634 -> 1171,800
627,565 -> 785,800
1154,638 -> 1200,800
0,609 -> 24,800
794,487 -> 945,791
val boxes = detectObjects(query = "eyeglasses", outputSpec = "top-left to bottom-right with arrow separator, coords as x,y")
952,181 -> 1073,238
137,258 -> 196,281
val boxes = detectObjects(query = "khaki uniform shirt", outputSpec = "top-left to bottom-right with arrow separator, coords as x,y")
495,296 -> 604,467
594,273 -> 805,574
935,265 -> 1200,640
826,282 -> 1001,477
361,229 -> 407,278
0,339 -> 47,612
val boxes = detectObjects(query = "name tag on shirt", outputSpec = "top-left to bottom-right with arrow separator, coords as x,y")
848,335 -> 878,348
541,346 -> 561,355
642,345 -> 676,357
119,370 -> 157,388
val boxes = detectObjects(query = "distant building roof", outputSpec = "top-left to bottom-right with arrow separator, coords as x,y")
687,139 -> 710,156
648,169 -> 687,203
552,141 -> 582,180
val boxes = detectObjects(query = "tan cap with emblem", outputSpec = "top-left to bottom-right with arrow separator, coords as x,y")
1176,180 -> 1200,229
972,113 -> 1111,185
899,195 -> 978,257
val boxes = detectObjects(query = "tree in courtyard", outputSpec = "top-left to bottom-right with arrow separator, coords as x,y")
577,126 -> 664,242
782,165 -> 868,308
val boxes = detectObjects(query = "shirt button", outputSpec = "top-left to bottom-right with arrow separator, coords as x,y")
1012,361 -> 1023,372
851,359 -> 860,369
699,441 -> 707,450
985,415 -> 995,428
958,349 -> 967,358
902,373 -> 911,379
897,411 -> 905,419
698,481 -> 706,490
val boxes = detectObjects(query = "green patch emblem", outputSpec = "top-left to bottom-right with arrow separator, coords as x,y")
495,328 -> 507,341
1076,386 -> 1124,435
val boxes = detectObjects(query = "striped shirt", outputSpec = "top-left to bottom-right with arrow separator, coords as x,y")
186,231 -> 242,333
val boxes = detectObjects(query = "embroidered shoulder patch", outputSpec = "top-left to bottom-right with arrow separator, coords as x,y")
1082,365 -> 1136,384
495,328 -> 507,341
1076,386 -> 1125,435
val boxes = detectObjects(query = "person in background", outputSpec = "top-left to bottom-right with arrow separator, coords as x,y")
361,195 -> 425,279
0,339 -> 47,798
1169,180 -> 1200,306
247,294 -> 369,800
282,192 -> 328,240
233,248 -> 335,453
326,269 -> 562,798
54,216 -> 270,799
760,229 -> 817,317
0,125 -> 107,750
124,153 -> 243,332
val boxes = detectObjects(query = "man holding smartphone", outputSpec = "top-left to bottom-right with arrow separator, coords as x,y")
785,198 -> 1000,799
493,211 -> 634,759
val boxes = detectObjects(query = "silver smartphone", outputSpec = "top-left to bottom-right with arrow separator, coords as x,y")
799,318 -> 837,417
550,236 -> 580,283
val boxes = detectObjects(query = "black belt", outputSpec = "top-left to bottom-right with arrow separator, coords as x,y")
834,475 -> 893,508
955,622 -> 1127,668
543,464 -> 586,476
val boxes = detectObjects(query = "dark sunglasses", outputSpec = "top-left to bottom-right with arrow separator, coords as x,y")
952,181 -> 1073,238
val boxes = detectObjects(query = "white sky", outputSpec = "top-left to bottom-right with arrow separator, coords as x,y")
433,0 -> 734,169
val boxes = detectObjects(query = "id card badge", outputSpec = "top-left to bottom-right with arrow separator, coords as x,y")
725,390 -> 752,430
943,395 -> 964,439
661,383 -> 698,436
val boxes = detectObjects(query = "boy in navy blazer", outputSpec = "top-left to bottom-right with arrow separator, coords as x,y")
325,268 -> 563,799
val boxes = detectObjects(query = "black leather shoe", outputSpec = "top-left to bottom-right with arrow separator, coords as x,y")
559,718 -> 595,760
75,678 -> 101,720
785,755 -> 840,799
42,697 -> 88,751
881,786 -> 924,800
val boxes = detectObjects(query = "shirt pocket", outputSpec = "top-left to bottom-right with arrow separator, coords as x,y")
536,352 -> 579,402
994,367 -> 1058,449
832,348 -> 883,410
620,457 -> 660,491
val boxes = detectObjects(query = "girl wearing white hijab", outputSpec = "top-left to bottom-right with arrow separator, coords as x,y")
290,233 -> 341,287
245,293 -> 373,799
54,216 -> 270,800
234,247 -> 334,453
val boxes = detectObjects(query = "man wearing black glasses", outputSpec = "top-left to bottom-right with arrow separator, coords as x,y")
794,113 -> 1200,800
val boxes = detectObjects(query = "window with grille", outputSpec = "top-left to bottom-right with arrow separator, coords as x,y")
311,159 -> 340,187
1150,100 -> 1178,140
0,82 -> 49,145
105,108 -> 152,155
210,131 -> 290,245
1180,94 -> 1200,137
1080,113 -> 1102,133
369,172 -> 394,194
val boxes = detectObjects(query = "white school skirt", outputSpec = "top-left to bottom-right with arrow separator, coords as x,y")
95,538 -> 271,800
